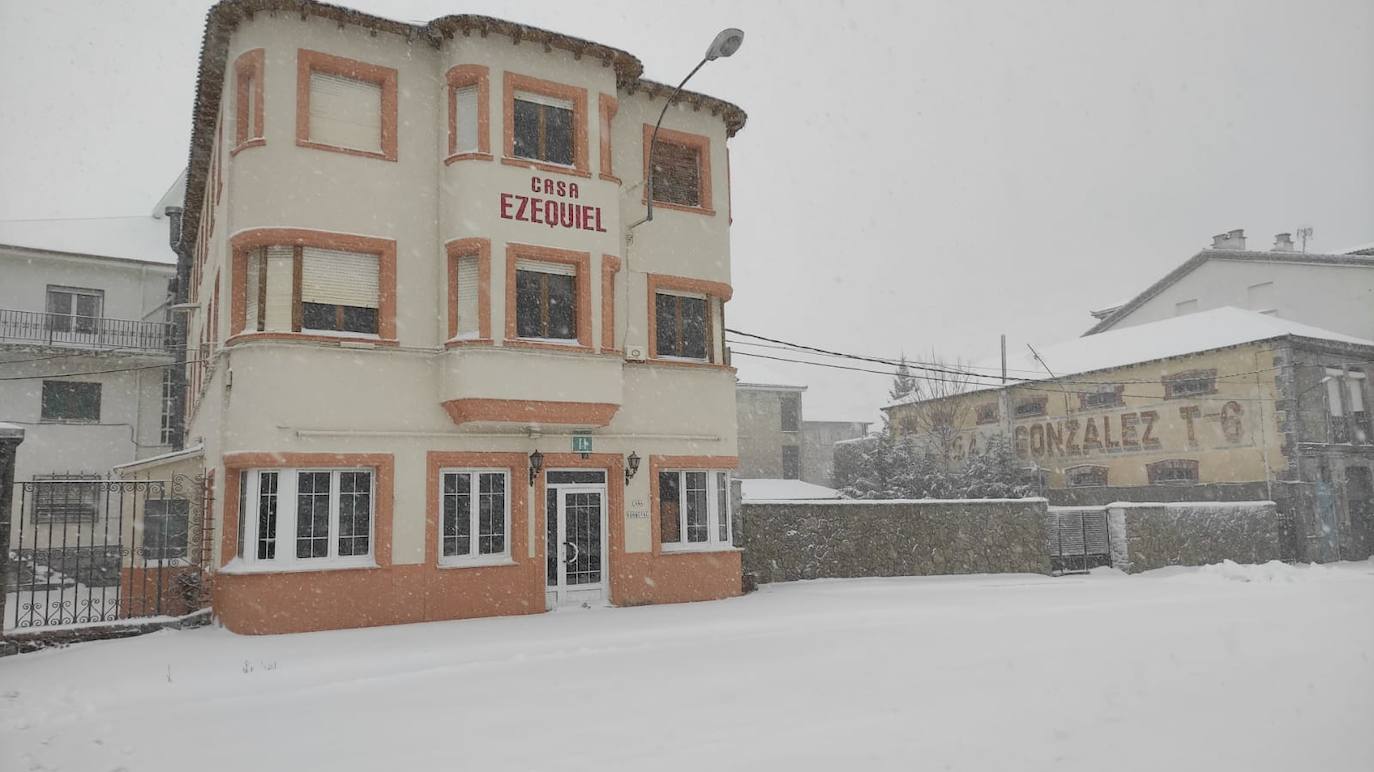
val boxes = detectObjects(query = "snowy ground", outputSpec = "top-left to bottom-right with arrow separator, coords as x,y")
3,561 -> 1372,772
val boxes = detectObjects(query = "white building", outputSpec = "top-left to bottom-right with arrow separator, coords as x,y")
1085,229 -> 1374,340
0,192 -> 180,485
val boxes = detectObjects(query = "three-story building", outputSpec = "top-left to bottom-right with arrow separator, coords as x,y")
167,1 -> 747,633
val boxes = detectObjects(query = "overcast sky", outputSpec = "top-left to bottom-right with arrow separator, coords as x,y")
3,0 -> 1371,422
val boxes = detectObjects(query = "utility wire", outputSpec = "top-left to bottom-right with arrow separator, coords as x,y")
0,359 -> 206,382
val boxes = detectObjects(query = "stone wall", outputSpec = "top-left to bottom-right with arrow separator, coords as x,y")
1107,500 -> 1283,573
739,498 -> 1051,584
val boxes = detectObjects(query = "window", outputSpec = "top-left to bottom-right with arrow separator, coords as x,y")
780,394 -> 801,432
142,498 -> 190,561
235,468 -> 374,568
1326,368 -> 1370,444
32,476 -> 102,523
446,239 -> 491,341
1066,465 -> 1108,488
301,247 -> 380,335
1014,396 -> 1047,418
513,92 -> 574,166
297,49 -> 397,160
658,470 -> 733,550
41,381 -> 101,423
1079,386 -> 1123,410
233,48 -> 264,150
782,446 -> 800,480
654,291 -> 709,360
516,262 -> 577,340
235,234 -> 393,339
642,125 -> 713,213
650,140 -> 702,207
159,368 -> 176,445
440,470 -> 509,563
446,65 -> 490,161
45,286 -> 103,334
454,256 -> 481,338
975,403 -> 999,425
1163,369 -> 1217,399
1147,459 -> 1199,485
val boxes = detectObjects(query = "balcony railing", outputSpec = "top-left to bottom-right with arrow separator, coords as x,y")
0,308 -> 174,353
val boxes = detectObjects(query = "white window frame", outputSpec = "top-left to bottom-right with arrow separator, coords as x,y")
438,468 -> 513,567
230,467 -> 376,572
659,469 -> 734,553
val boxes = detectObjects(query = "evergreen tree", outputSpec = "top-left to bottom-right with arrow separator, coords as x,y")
888,354 -> 919,403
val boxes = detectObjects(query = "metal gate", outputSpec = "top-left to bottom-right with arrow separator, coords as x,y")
3,473 -> 210,631
1049,508 -> 1112,573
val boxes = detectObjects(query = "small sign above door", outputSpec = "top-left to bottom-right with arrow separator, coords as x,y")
572,432 -> 593,454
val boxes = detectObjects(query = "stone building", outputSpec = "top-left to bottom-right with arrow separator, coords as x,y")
134,0 -> 749,634
886,307 -> 1374,562
737,383 -> 870,486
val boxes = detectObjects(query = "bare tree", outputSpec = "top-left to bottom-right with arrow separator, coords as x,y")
906,354 -> 975,471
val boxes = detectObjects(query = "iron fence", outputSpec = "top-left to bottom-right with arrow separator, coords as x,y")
1049,508 -> 1112,573
0,308 -> 173,352
3,474 -> 210,631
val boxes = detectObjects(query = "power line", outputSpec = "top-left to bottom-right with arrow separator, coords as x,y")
0,359 -> 205,382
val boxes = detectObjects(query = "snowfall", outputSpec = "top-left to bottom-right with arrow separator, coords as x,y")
3,561 -> 1372,772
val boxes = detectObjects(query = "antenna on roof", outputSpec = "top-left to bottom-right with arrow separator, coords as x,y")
1296,226 -> 1314,254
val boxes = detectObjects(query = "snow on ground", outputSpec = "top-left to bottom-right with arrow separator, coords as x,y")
3,561 -> 1372,772
740,477 -> 841,501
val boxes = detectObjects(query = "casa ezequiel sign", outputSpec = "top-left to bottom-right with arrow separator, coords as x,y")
500,176 -> 607,233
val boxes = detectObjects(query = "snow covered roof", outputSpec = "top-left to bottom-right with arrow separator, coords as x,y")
741,479 -> 842,502
153,169 -> 187,216
0,215 -> 176,266
889,307 -> 1374,408
1085,247 -> 1374,335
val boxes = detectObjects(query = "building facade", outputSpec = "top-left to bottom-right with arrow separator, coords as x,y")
1086,229 -> 1374,340
886,308 -> 1374,562
159,1 -> 747,633
802,420 -> 871,487
0,215 -> 178,487
736,383 -> 806,479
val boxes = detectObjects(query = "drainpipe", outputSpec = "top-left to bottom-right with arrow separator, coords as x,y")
166,206 -> 189,451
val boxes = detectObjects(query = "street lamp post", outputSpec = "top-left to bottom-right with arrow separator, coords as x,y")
629,27 -> 743,230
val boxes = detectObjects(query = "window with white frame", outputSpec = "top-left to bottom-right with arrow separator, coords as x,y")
308,71 -> 383,153
45,285 -> 103,334
453,85 -> 480,154
301,247 -> 380,335
658,470 -> 732,549
454,254 -> 480,339
439,469 -> 509,563
234,468 -> 374,568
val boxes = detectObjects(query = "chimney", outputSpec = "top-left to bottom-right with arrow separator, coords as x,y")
1211,228 -> 1246,250
1272,232 -> 1295,252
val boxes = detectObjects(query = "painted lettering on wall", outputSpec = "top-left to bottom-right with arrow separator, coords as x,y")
500,176 -> 607,232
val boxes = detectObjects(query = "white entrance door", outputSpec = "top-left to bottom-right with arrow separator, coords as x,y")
545,484 -> 608,608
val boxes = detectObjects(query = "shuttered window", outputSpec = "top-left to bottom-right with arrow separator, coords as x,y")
515,260 -> 577,340
455,255 -> 480,338
453,86 -> 479,154
651,140 -> 702,207
263,246 -> 295,332
301,247 -> 380,334
308,72 -> 383,153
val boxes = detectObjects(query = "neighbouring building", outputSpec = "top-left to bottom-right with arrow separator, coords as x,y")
1086,229 -> 1374,340
886,307 -> 1374,562
136,1 -> 749,634
0,202 -> 180,487
736,382 -> 870,486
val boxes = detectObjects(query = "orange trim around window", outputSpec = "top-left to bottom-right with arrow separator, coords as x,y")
232,48 -> 265,155
504,242 -> 592,351
646,273 -> 733,365
600,254 -> 621,353
648,455 -> 739,556
599,93 -> 619,182
642,123 -> 714,215
445,64 -> 492,164
502,71 -> 589,178
220,452 -> 395,569
229,228 -> 397,342
296,48 -> 398,162
445,237 -> 492,343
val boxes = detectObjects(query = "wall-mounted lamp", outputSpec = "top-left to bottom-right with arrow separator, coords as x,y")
529,449 -> 544,486
624,451 -> 641,486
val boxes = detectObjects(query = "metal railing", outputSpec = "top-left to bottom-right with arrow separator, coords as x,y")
0,308 -> 173,353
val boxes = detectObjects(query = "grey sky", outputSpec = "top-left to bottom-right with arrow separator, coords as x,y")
2,0 -> 1371,423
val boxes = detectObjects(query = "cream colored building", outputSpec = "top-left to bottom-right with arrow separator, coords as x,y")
156,1 -> 748,633
886,308 -> 1374,562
